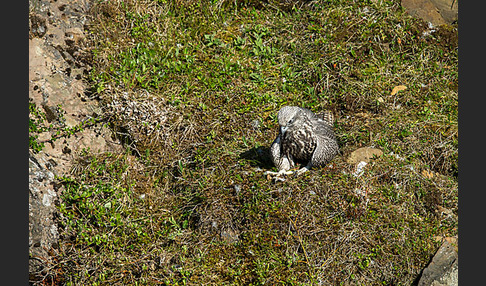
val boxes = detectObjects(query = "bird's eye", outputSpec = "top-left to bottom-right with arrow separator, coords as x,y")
288,119 -> 294,124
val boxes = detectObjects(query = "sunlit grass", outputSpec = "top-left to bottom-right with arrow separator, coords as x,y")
52,0 -> 457,284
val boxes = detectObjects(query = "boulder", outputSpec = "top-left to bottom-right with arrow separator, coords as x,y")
401,0 -> 458,26
418,237 -> 458,286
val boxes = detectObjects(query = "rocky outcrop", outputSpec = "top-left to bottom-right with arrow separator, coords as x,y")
29,0 -> 122,283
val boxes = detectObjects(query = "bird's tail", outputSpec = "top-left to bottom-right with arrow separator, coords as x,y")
317,110 -> 334,125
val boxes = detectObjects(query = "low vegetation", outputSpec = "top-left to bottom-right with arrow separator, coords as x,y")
33,0 -> 458,284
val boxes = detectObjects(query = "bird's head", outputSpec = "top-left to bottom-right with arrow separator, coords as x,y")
277,106 -> 305,135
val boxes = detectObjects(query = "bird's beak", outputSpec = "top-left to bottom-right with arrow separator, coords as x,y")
280,126 -> 288,135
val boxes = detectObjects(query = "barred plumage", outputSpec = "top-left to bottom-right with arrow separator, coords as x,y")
266,106 -> 338,178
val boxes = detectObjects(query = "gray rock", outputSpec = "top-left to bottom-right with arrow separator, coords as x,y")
29,152 -> 60,278
418,238 -> 458,286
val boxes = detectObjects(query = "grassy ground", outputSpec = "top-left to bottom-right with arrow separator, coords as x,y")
44,0 -> 457,284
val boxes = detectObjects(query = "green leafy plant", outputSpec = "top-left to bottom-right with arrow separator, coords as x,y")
29,102 -> 47,153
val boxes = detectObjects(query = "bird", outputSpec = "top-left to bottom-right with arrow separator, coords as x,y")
265,106 -> 338,179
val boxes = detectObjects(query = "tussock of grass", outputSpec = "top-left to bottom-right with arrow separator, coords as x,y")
53,0 -> 457,284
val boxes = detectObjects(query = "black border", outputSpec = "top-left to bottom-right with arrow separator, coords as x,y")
458,0 -> 482,285
5,0 -> 29,284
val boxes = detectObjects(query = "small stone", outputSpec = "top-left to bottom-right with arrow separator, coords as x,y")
46,159 -> 57,169
42,105 -> 60,123
436,205 -> 454,217
347,147 -> 383,165
62,146 -> 71,154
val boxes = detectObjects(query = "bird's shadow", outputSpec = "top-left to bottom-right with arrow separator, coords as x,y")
239,146 -> 274,170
